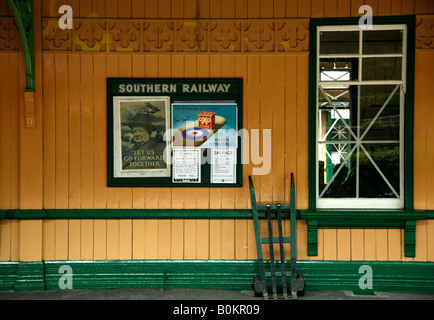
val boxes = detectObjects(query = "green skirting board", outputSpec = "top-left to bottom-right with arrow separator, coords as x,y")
1,259 -> 433,294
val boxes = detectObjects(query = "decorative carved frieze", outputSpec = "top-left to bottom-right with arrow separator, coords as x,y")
416,16 -> 434,50
39,18 -> 310,53
2,16 -> 433,53
0,18 -> 20,50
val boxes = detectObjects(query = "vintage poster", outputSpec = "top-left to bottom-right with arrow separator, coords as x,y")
172,148 -> 201,183
171,102 -> 238,148
211,148 -> 237,184
112,96 -> 171,178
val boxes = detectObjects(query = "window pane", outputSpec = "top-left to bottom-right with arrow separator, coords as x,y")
320,31 -> 359,54
363,30 -> 403,54
358,144 -> 400,198
362,57 -> 402,81
359,85 -> 400,141
319,59 -> 358,81
318,145 -> 356,198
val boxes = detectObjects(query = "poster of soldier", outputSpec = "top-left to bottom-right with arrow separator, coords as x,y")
112,96 -> 170,178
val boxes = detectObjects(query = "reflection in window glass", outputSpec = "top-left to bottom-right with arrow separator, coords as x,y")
320,31 -> 359,55
363,30 -> 403,54
362,57 -> 402,81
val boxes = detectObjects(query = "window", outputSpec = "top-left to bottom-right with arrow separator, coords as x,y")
310,18 -> 414,210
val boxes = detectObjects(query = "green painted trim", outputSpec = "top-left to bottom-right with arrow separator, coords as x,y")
1,260 -> 433,294
403,16 -> 416,212
6,0 -> 35,92
14,261 -> 45,291
2,208 -> 434,220
301,210 -> 426,257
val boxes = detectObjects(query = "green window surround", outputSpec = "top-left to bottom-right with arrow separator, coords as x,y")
307,16 -> 416,257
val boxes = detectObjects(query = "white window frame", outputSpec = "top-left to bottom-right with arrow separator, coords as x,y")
316,24 -> 407,209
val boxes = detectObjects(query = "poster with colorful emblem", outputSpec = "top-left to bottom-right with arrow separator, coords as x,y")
171,102 -> 238,149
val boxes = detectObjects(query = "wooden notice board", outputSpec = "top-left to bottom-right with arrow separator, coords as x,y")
107,78 -> 243,187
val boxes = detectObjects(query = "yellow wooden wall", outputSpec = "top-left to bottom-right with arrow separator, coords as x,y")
0,0 -> 434,262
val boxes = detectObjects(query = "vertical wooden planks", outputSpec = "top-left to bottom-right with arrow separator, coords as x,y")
0,220 -> 11,260
350,0 -> 364,17
337,0 -> 350,17
55,54 -> 69,209
20,220 -> 43,261
131,0 -> 145,18
324,0 -> 338,17
337,229 -> 351,260
414,51 -> 427,210
79,0 -> 92,17
106,54 -> 120,209
311,0 -> 325,17
390,0 -> 402,15
118,0 -> 132,18
42,53 -> 56,209
415,0 -> 430,14
105,0 -> 118,18
296,54 -> 309,209
92,0 -> 106,18
145,220 -> 159,259
80,217 -> 94,259
246,54 -> 261,260
236,0 -> 248,18
323,229 -> 337,260
93,53 -> 107,259
378,0 -> 392,15
9,53 -> 20,209
388,229 -> 402,260
297,0 -> 311,17
427,220 -> 434,261
0,53 -> 10,210
117,55 -> 133,260
272,55 -> 285,204
364,229 -> 376,260
144,0 -> 158,18
259,55 -> 273,204
421,52 -> 434,209
285,55 -> 297,203
401,0 -> 415,15
81,54 -> 94,209
42,220 -> 56,260
93,54 -> 107,209
376,229 -> 388,260
350,229 -> 365,260
68,54 -> 81,210
68,219 -> 81,260
415,221 -> 428,261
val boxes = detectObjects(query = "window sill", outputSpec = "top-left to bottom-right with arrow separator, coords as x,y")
299,209 -> 431,258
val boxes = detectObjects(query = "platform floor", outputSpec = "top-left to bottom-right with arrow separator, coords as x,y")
0,288 -> 433,300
